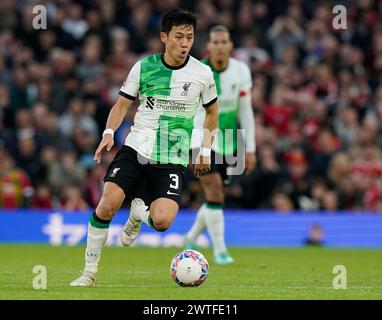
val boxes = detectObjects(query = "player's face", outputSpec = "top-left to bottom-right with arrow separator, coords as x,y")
207,31 -> 232,63
161,25 -> 194,65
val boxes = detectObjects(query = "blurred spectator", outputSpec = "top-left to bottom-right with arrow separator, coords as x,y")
271,191 -> 294,212
31,184 -> 53,209
279,147 -> 310,209
48,149 -> 87,197
60,185 -> 89,211
334,106 -> 359,147
239,143 -> 282,208
263,86 -> 295,135
14,133 -> 47,186
76,35 -> 104,82
304,223 -> 324,246
84,164 -> 106,208
299,178 -> 328,211
0,149 -> 33,208
321,190 -> 339,211
9,67 -> 33,109
266,15 -> 304,62
61,3 -> 89,41
58,97 -> 98,139
310,127 -> 342,177
233,34 -> 272,72
0,83 -> 13,130
41,111 -> 72,149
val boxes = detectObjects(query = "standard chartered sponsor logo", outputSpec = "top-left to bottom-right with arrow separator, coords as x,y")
155,99 -> 186,111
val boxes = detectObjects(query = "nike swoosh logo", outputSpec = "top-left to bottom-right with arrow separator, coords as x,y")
167,190 -> 179,196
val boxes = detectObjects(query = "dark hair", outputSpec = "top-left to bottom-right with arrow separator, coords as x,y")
161,8 -> 197,34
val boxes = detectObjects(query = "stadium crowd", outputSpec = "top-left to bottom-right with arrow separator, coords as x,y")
1,0 -> 382,212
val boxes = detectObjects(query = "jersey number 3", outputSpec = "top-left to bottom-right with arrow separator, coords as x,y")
169,174 -> 179,190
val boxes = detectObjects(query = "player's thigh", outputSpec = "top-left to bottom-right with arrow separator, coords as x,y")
103,145 -> 144,201
147,165 -> 184,228
96,182 -> 126,220
199,171 -> 225,203
150,197 -> 179,229
147,165 -> 184,205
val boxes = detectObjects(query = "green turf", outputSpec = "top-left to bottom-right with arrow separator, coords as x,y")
0,245 -> 381,300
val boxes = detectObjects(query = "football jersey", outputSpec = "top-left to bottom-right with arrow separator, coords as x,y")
191,57 -> 253,155
119,54 -> 217,167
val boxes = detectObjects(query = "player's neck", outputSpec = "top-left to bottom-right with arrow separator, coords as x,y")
162,52 -> 188,68
210,59 -> 228,72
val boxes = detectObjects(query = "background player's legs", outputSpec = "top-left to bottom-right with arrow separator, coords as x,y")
71,182 -> 125,285
201,173 -> 233,262
184,202 -> 207,249
185,172 -> 223,246
186,172 -> 233,263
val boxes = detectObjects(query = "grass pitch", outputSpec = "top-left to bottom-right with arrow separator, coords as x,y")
0,245 -> 381,300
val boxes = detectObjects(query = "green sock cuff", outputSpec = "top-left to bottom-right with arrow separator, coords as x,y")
205,202 -> 224,210
148,215 -> 155,229
89,212 -> 110,229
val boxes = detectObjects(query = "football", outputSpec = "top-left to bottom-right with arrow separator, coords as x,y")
170,250 -> 209,287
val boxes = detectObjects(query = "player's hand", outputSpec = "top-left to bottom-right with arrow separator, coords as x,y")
94,134 -> 114,163
194,155 -> 211,177
244,152 -> 256,175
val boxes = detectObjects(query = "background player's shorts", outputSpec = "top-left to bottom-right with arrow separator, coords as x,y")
104,146 -> 185,205
190,149 -> 238,186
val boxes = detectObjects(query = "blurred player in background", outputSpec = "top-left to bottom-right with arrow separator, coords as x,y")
184,25 -> 256,264
70,8 -> 218,286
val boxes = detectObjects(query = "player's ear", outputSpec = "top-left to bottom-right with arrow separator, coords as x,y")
160,32 -> 168,44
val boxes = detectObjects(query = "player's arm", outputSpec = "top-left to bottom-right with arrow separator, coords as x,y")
194,67 -> 218,177
94,96 -> 134,163
238,66 -> 256,175
194,101 -> 218,177
94,61 -> 140,163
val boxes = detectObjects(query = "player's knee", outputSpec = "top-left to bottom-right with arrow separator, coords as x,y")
96,198 -> 118,220
151,208 -> 173,232
153,215 -> 174,231
205,186 -> 224,203
202,179 -> 224,202
154,223 -> 169,232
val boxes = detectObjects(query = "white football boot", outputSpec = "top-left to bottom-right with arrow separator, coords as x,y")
121,198 -> 147,246
69,271 -> 96,287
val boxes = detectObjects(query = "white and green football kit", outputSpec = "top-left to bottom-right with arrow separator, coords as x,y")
186,57 -> 256,265
191,57 -> 255,157
120,53 -> 217,167
104,53 -> 217,204
70,54 -> 217,286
